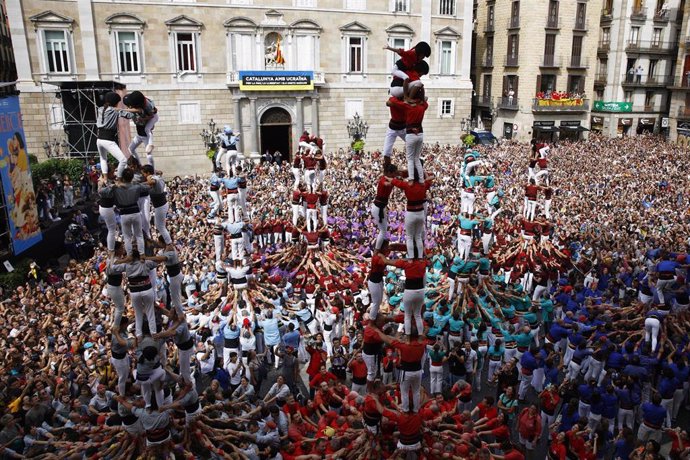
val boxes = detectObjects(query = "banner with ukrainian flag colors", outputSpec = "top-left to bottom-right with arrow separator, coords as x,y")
239,71 -> 314,91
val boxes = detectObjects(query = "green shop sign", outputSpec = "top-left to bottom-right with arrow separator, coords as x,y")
593,101 -> 633,112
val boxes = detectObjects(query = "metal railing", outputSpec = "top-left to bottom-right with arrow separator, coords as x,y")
671,75 -> 690,88
678,106 -> 690,118
532,98 -> 590,112
509,16 -> 520,28
473,95 -> 492,106
484,22 -> 495,33
574,19 -> 589,31
505,55 -> 519,67
653,9 -> 670,22
568,56 -> 589,68
540,55 -> 562,68
482,54 -> 494,67
622,74 -> 673,86
498,97 -> 519,110
625,40 -> 677,53
598,41 -> 610,53
594,73 -> 608,84
546,16 -> 560,29
631,6 -> 647,20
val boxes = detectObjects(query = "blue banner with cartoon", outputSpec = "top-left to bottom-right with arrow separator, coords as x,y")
0,96 -> 42,255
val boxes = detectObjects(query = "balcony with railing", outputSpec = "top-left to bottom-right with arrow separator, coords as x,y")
508,15 -> 520,29
653,9 -> 670,23
473,95 -> 492,107
574,19 -> 589,31
594,73 -> 608,86
498,97 -> 519,110
678,106 -> 690,119
484,22 -> 495,33
601,8 -> 613,22
532,97 -> 589,112
669,74 -> 690,89
481,54 -> 494,68
545,16 -> 561,29
625,40 -> 677,54
505,55 -> 520,67
598,40 -> 610,54
540,55 -> 562,68
568,56 -> 589,69
621,74 -> 673,87
631,6 -> 647,20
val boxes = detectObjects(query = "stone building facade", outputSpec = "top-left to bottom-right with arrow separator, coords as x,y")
7,0 -> 473,174
472,0 -> 602,142
592,0 -> 683,138
668,0 -> 690,144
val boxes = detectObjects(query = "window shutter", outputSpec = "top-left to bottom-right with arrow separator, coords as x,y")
536,75 -> 542,93
502,76 -> 508,96
578,77 -> 585,93
514,76 -> 519,97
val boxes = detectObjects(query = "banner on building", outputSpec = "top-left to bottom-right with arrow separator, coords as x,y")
0,96 -> 42,255
239,71 -> 314,91
593,101 -> 633,112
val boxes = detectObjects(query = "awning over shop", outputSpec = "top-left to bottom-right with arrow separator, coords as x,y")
560,125 -> 590,131
533,125 -> 560,132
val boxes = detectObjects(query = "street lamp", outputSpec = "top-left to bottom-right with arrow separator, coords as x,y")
200,119 -> 221,171
200,119 -> 220,150
347,113 -> 369,141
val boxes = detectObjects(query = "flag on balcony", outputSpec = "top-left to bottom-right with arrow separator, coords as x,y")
275,38 -> 286,65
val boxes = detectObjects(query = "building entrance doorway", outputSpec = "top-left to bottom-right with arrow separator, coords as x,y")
260,107 -> 292,163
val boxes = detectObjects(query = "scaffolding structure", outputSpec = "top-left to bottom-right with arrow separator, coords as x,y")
40,81 -> 123,159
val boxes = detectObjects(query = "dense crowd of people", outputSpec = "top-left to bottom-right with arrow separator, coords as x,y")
2,73 -> 690,458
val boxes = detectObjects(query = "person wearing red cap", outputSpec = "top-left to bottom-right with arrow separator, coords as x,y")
371,324 -> 426,413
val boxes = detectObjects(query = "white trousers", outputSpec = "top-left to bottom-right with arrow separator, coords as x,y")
153,204 -> 171,244
99,206 -> 118,251
140,366 -> 165,409
457,233 -> 472,260
108,285 -> 126,326
129,113 -> 159,159
460,190 -> 476,215
121,213 -> 145,255
400,370 -> 422,412
656,278 -> 676,304
238,188 -> 247,215
481,232 -> 493,254
292,204 -> 301,226
292,167 -> 301,189
97,139 -> 128,178
382,127 -> 406,157
371,203 -> 389,250
178,346 -> 195,385
226,194 -> 240,222
138,196 -> 151,238
403,288 -> 425,336
368,280 -> 384,319
304,169 -> 316,191
524,200 -> 538,221
306,208 -> 319,232
363,353 -> 379,382
169,273 -> 184,316
214,234 -> 225,262
132,288 -> 156,338
429,364 -> 444,394
110,355 -> 130,395
209,190 -> 222,218
405,210 -> 426,259
405,133 -> 424,181
644,317 -> 660,351
230,237 -> 244,261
